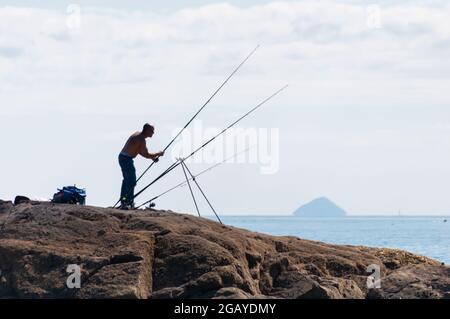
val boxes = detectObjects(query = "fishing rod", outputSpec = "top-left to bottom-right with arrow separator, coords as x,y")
113,45 -> 260,208
136,147 -> 252,209
133,84 -> 288,205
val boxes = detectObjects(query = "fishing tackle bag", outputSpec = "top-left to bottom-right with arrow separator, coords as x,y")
52,186 -> 86,205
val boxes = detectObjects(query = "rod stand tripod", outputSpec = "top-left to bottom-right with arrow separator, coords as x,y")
177,158 -> 223,224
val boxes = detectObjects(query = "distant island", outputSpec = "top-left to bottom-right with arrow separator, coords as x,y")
293,197 -> 347,217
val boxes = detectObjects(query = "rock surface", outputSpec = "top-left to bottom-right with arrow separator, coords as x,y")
0,200 -> 448,299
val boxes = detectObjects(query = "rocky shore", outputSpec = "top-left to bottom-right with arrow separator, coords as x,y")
0,200 -> 448,299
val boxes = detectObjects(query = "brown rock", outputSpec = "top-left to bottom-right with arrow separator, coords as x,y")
367,264 -> 450,299
0,202 -> 448,299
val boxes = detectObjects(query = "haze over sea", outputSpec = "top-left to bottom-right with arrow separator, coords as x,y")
212,216 -> 450,264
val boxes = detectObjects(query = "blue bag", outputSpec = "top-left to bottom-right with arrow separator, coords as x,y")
52,186 -> 86,205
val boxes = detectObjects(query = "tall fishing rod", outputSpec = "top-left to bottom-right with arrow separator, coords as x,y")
133,84 -> 288,205
136,147 -> 252,209
113,45 -> 259,208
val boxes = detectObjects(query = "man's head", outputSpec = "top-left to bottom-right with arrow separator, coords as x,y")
142,123 -> 155,138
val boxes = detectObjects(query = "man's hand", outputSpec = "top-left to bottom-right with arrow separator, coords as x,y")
152,150 -> 165,162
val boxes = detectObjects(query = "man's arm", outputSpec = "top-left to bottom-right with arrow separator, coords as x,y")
139,141 -> 164,160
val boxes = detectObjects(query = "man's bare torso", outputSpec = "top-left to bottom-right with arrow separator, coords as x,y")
121,132 -> 146,158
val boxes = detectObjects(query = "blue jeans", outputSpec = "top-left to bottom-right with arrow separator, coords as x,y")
119,154 -> 136,206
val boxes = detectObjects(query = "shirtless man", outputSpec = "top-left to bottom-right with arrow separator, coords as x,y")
118,123 -> 164,209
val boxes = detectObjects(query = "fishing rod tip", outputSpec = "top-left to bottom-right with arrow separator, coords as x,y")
276,84 -> 289,93
250,44 -> 260,53
278,84 -> 289,92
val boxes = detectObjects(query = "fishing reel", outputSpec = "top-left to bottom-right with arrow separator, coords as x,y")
146,202 -> 156,209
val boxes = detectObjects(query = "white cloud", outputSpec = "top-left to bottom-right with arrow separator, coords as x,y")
1,1 -> 450,111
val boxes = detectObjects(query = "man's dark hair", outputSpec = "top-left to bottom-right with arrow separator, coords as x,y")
143,123 -> 154,132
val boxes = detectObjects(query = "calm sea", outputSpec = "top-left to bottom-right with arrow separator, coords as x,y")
214,216 -> 450,264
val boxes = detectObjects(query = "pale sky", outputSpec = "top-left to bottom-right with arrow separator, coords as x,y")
1,1 -> 450,215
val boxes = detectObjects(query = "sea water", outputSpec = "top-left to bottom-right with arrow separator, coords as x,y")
214,216 -> 450,264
